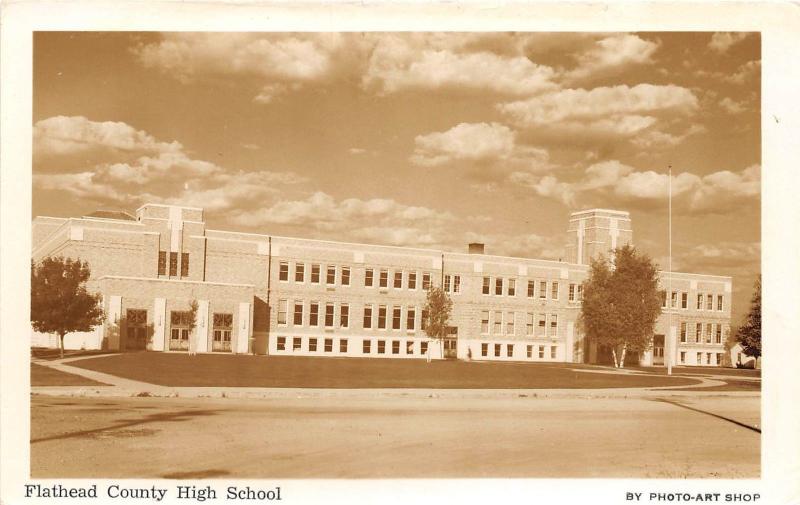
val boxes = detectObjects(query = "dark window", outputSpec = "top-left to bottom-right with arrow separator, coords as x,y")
507,279 -> 515,296
406,341 -> 414,354
527,280 -> 535,298
169,252 -> 178,276
407,308 -> 416,330
341,266 -> 350,286
507,344 -> 513,357
309,302 -> 319,326
279,261 -> 289,281
158,251 -> 167,276
539,281 -> 547,299
309,338 -> 318,352
422,272 -> 431,290
392,307 -> 401,330
311,264 -> 320,283
181,253 -> 189,277
408,272 -> 417,289
365,268 -> 374,287
379,269 -> 388,288
324,339 -> 333,352
212,313 -> 233,352
482,343 -> 488,357
293,303 -> 303,326
420,341 -> 428,355
394,271 -> 403,289
339,339 -> 348,353
494,343 -> 501,357
377,340 -> 386,354
295,263 -> 305,282
277,336 -> 286,351
340,304 -> 349,328
392,341 -> 400,354
363,340 -> 371,354
483,277 -> 491,295
293,337 -> 302,351
325,304 -> 334,327
421,309 -> 429,331
363,305 -> 373,329
326,266 -> 336,285
378,305 -> 387,329
495,278 -> 503,296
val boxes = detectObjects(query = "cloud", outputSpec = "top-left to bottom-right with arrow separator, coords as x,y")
678,241 -> 760,271
566,34 -> 660,81
348,147 -> 367,155
630,124 -> 707,149
724,60 -> 760,85
362,34 -> 557,95
719,97 -> 746,114
498,84 -> 698,141
708,32 -> 750,53
410,122 -> 551,179
253,83 -> 300,104
509,160 -> 760,214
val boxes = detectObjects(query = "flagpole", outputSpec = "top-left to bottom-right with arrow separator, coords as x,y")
667,165 -> 673,376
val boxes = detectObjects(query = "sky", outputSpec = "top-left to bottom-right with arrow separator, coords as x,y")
32,31 -> 760,324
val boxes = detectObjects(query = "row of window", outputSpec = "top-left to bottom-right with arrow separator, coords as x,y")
481,277 -> 582,302
662,291 -> 725,312
157,251 -> 189,277
480,311 -> 559,337
479,343 -> 559,360
276,299 -> 429,331
678,321 -> 725,344
275,336 -> 430,356
679,351 -> 725,366
278,261 -> 438,291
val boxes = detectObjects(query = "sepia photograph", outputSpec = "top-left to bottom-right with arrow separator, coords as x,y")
25,30 -> 763,481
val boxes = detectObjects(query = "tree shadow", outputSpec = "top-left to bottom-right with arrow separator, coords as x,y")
31,408 -> 219,444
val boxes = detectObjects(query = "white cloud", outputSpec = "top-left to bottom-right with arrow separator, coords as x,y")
719,97 -> 746,114
630,124 -> 707,149
724,60 -> 760,85
708,32 -> 750,53
253,83 -> 300,104
566,34 -> 660,80
348,147 -> 367,155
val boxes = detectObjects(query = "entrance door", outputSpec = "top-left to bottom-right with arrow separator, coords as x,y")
443,338 -> 457,359
169,311 -> 191,351
125,309 -> 148,350
652,334 -> 665,365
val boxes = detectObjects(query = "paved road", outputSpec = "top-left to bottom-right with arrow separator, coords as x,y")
31,394 -> 759,479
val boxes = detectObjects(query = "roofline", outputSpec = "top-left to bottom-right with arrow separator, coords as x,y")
570,208 -> 631,217
658,270 -> 733,280
135,203 -> 204,212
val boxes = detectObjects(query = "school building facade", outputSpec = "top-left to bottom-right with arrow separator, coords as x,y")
31,204 -> 734,367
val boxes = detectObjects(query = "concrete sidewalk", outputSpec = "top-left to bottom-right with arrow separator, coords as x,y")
31,356 -> 759,400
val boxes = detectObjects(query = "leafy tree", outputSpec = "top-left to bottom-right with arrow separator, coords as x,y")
736,275 -> 761,359
187,299 -> 199,355
579,245 -> 662,368
31,257 -> 105,358
422,286 -> 453,360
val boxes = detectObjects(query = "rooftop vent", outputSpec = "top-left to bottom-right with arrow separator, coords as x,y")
468,243 -> 485,255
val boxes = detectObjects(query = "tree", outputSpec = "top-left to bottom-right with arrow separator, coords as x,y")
31,257 -> 105,358
187,299 -> 199,355
579,245 -> 662,368
422,286 -> 453,361
736,275 -> 761,360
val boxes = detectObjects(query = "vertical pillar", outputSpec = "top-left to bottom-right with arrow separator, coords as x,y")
153,297 -> 166,351
107,296 -> 122,351
196,300 -> 210,353
236,302 -> 251,354
566,322 -> 575,363
668,325 -> 678,369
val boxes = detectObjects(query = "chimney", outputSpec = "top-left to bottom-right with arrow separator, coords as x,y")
468,243 -> 485,255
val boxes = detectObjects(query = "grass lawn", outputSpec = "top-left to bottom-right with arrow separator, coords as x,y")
71,353 -> 705,389
31,348 -> 113,361
31,363 -> 109,387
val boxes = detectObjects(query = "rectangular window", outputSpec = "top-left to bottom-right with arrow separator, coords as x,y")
569,284 -> 576,302
392,341 -> 400,355
508,278 -> 516,296
180,253 -> 189,277
493,311 -> 502,334
550,346 -> 557,359
539,345 -> 545,359
717,353 -> 723,365
295,263 -> 305,282
379,269 -> 388,288
453,275 -> 461,293
537,314 -> 547,336
340,304 -> 349,328
277,299 -> 287,325
697,352 -> 702,364
551,282 -> 559,300
715,324 -> 722,344
309,302 -> 319,327
158,251 -> 167,275
680,351 -> 686,364
309,338 -> 317,352
481,343 -> 488,357
406,341 -> 414,355
407,307 -> 416,330
671,291 -> 678,308
339,339 -> 348,353
421,309 -> 429,331
293,337 -> 302,351
706,352 -> 711,365
717,295 -> 723,311
577,284 -> 583,301
211,312 -> 232,352
326,265 -> 336,285
494,344 -> 501,357
394,271 -> 403,289
706,323 -> 713,344
681,292 -> 688,309
697,293 -> 704,310
279,261 -> 289,281
481,311 -> 490,334
444,275 -> 451,292
378,305 -> 387,329
483,277 -> 491,295
422,272 -> 431,290
506,311 -> 514,335
421,341 -> 428,355
392,307 -> 401,330
680,322 -> 687,342
377,340 -> 386,354
324,339 -> 333,353
293,302 -> 304,326
325,303 -> 334,328
409,272 -> 417,289
168,311 -> 189,350
527,280 -> 535,298
506,344 -> 513,358
549,314 -> 558,337
341,266 -> 351,286
661,291 -> 667,308
495,278 -> 503,296
696,322 -> 703,343
706,294 -> 713,311
365,268 -> 374,287
539,281 -> 547,299
277,336 -> 286,351
527,345 -> 533,358
363,340 -> 371,354
169,252 -> 178,276
311,264 -> 320,284
526,313 -> 534,335
363,305 -> 373,329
